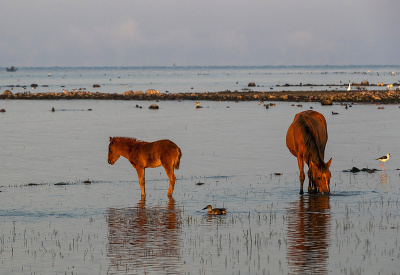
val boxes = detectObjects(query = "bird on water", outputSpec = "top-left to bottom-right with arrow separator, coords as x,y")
202,205 -> 227,215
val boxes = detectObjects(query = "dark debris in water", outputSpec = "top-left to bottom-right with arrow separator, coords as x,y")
342,167 -> 378,173
195,182 -> 205,185
54,182 -> 69,186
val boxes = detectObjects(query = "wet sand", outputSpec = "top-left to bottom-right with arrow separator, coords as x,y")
2,88 -> 400,104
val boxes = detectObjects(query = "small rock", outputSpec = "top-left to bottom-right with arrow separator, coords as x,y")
320,99 -> 333,105
149,104 -> 159,109
0,109 -> 5,113
93,84 -> 101,88
145,89 -> 160,95
248,82 -> 256,87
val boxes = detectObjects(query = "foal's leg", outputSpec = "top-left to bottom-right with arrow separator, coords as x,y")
135,167 -> 146,197
297,157 -> 305,195
163,164 -> 176,197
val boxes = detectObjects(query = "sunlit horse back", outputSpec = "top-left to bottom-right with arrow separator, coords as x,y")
108,137 -> 182,197
286,110 -> 332,194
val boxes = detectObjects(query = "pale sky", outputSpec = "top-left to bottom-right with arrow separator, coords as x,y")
1,0 -> 399,67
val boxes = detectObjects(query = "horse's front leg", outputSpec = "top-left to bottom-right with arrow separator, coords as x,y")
297,157 -> 305,195
135,166 -> 146,197
163,164 -> 176,197
307,169 -> 315,193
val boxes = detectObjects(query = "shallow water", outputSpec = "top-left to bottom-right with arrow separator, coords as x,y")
0,100 -> 399,274
1,65 -> 399,94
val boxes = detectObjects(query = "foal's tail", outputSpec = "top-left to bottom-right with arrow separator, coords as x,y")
174,147 -> 182,170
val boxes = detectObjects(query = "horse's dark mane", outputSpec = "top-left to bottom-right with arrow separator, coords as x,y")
113,137 -> 145,145
296,117 -> 324,166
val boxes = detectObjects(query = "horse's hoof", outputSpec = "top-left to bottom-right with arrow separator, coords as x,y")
299,190 -> 304,195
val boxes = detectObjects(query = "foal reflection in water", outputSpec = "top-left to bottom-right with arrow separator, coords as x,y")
107,197 -> 182,274
108,137 -> 182,197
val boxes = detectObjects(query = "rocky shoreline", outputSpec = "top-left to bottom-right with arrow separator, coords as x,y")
1,88 -> 400,104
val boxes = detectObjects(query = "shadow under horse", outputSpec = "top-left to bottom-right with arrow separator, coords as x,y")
286,110 -> 332,194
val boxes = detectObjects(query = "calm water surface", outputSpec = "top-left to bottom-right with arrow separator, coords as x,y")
1,65 -> 399,94
0,100 -> 399,274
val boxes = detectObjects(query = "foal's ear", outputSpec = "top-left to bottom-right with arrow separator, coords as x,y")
326,158 -> 332,168
109,137 -> 114,142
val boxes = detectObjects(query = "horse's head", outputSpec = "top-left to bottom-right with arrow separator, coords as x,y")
108,137 -> 120,165
311,158 -> 332,194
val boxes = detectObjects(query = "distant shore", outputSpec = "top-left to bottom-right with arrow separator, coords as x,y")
1,89 -> 400,104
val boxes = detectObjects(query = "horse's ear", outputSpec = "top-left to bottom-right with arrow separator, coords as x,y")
109,137 -> 114,143
326,158 -> 332,168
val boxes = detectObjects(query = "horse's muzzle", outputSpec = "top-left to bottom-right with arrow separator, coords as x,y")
108,159 -> 114,165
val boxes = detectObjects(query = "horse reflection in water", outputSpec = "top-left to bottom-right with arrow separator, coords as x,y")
107,197 -> 182,274
286,195 -> 331,274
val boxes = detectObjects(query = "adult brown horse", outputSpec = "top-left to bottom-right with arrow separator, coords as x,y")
108,137 -> 182,197
286,110 -> 332,195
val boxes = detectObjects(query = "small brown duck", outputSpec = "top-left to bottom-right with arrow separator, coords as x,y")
202,205 -> 227,215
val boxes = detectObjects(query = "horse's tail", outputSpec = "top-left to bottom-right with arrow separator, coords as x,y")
174,146 -> 182,170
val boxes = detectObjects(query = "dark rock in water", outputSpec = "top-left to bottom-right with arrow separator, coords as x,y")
149,104 -> 159,109
361,168 -> 378,173
3,90 -> 12,96
31,84 -> 38,88
88,109 -> 92,111
361,80 -> 369,85
54,182 -> 68,186
83,180 -> 91,184
248,82 -> 256,87
93,84 -> 101,88
196,182 -> 205,185
0,109 -> 5,113
51,107 -> 55,112
344,167 -> 361,173
343,167 -> 377,173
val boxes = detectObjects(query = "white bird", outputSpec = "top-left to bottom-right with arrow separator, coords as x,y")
377,153 -> 390,170
347,83 -> 351,91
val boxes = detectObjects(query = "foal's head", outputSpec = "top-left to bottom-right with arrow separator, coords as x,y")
311,158 -> 332,194
108,137 -> 121,165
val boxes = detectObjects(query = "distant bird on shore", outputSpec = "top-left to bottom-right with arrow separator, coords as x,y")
377,153 -> 390,170
347,83 -> 351,91
202,205 -> 227,215
195,102 -> 203,109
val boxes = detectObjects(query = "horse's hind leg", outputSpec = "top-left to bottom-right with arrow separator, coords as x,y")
135,167 -> 146,197
297,157 -> 305,195
163,164 -> 176,197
